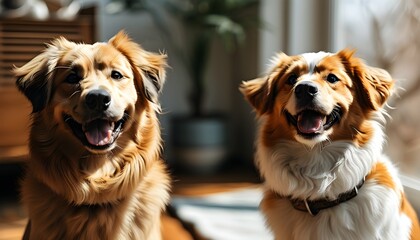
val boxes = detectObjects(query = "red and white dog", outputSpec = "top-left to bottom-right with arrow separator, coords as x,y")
240,49 -> 420,240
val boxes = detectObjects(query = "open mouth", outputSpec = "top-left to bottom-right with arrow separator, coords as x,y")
63,113 -> 128,151
285,107 -> 342,138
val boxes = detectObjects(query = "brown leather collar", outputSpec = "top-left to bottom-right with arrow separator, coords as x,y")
288,178 -> 365,216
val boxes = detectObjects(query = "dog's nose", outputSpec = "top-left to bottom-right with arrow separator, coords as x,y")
295,82 -> 318,101
85,89 -> 111,111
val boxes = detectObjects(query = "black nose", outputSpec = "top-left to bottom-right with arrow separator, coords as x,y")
85,89 -> 111,111
295,82 -> 318,101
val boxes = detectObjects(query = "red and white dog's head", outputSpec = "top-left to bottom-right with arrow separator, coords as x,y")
241,49 -> 394,147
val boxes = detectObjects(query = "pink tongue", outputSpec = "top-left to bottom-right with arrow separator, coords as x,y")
297,111 -> 324,134
84,120 -> 113,146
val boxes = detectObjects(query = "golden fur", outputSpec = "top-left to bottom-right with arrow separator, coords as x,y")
15,31 -> 170,240
241,50 -> 419,239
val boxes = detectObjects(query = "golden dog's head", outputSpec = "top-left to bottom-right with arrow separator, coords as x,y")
241,49 -> 394,147
15,31 -> 167,154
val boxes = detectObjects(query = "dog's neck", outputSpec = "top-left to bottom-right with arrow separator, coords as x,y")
284,176 -> 365,215
256,120 -> 384,200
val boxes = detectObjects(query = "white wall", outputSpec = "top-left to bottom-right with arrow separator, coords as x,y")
259,0 -> 287,72
259,0 -> 331,65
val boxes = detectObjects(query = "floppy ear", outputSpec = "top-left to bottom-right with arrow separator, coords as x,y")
14,38 -> 74,113
338,49 -> 394,111
15,52 -> 50,113
14,46 -> 59,113
109,31 -> 167,104
240,52 -> 290,116
358,66 -> 394,110
240,77 -> 275,116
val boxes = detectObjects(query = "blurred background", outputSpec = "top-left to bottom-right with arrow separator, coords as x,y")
0,0 -> 419,239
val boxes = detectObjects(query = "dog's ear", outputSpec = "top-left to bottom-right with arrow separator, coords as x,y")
14,37 -> 75,113
359,66 -> 394,110
15,52 -> 50,113
109,31 -> 167,104
338,49 -> 394,111
14,46 -> 59,113
240,77 -> 277,116
240,53 -> 290,116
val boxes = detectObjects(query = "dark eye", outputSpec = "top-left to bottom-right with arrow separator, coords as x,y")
111,70 -> 123,80
286,74 -> 298,85
65,72 -> 82,84
327,74 -> 339,83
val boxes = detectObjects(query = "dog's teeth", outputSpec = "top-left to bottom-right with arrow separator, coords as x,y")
323,116 -> 328,124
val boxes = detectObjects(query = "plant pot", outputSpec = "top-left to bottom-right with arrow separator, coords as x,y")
171,115 -> 228,173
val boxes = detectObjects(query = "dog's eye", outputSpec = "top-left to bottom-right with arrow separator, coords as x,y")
111,70 -> 123,80
327,74 -> 339,83
66,72 -> 82,84
286,74 -> 298,85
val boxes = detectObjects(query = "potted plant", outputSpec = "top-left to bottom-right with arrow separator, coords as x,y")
107,0 -> 260,172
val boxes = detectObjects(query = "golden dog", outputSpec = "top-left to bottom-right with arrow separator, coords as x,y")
241,50 -> 420,239
15,31 -> 170,240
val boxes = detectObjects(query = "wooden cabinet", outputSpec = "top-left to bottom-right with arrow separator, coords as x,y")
0,7 -> 96,161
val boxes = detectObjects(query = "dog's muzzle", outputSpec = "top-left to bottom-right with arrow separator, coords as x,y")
286,82 -> 342,138
63,89 -> 128,151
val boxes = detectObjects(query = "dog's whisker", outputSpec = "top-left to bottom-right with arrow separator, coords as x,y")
54,65 -> 72,70
45,65 -> 71,76
68,90 -> 81,100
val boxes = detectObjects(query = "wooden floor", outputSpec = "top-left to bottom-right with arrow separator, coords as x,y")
0,219 -> 26,240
